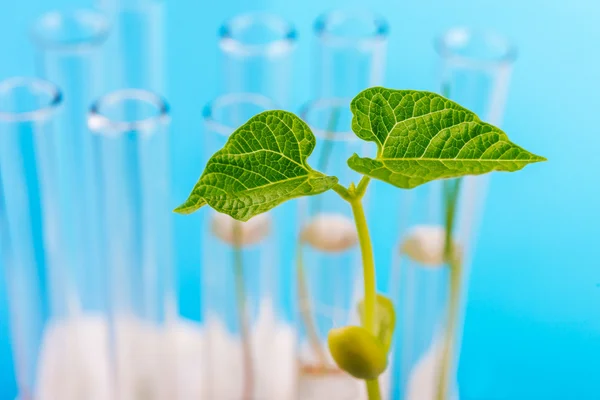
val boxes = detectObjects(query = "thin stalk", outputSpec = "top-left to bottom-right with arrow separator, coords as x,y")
349,192 -> 381,400
296,242 -> 329,366
366,379 -> 382,400
436,178 -> 463,400
232,222 -> 253,400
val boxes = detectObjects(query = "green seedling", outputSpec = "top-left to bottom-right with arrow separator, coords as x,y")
175,87 -> 545,400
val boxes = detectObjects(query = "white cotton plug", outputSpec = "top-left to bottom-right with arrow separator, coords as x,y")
211,212 -> 271,246
300,213 -> 358,253
400,225 -> 461,266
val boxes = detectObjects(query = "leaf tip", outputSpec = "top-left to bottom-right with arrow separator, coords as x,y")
173,197 -> 206,215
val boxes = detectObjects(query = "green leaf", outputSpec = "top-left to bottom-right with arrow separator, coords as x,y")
357,294 -> 396,353
348,87 -> 547,189
174,110 -> 338,221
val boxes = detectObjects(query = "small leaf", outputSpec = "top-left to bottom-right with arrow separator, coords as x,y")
328,325 -> 388,380
175,111 -> 338,221
348,87 -> 546,189
357,294 -> 396,353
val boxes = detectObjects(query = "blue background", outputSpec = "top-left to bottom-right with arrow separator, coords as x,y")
1,0 -> 599,399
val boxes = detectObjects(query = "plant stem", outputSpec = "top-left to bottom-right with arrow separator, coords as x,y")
349,193 -> 381,400
232,222 -> 253,400
436,257 -> 462,400
296,242 -> 329,366
436,178 -> 463,400
366,379 -> 382,400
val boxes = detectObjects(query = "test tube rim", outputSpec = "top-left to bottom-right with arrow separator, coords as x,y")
88,88 -> 170,136
314,9 -> 389,48
30,8 -> 111,53
435,27 -> 518,70
202,92 -> 279,137
219,12 -> 297,57
0,77 -> 62,123
299,97 -> 358,142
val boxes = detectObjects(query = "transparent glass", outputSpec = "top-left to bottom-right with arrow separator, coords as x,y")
97,0 -> 165,93
219,13 -> 297,108
88,89 -> 176,399
294,98 -> 373,400
388,28 -> 517,400
30,6 -> 110,319
313,10 -> 389,98
0,78 -> 79,400
201,93 -> 296,400
293,11 -> 389,398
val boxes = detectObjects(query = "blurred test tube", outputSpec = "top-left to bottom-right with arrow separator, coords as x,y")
389,28 -> 517,400
219,12 -> 297,108
97,0 -> 165,93
192,14 -> 298,400
313,9 -> 388,99
88,89 -> 175,399
0,78 -> 91,400
293,10 -> 390,400
200,93 -> 297,400
30,7 -> 110,326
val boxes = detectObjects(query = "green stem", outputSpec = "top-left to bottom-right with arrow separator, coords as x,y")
366,379 -> 382,400
349,193 -> 381,400
232,222 -> 253,400
436,258 -> 462,400
296,242 -> 329,366
436,178 -> 463,400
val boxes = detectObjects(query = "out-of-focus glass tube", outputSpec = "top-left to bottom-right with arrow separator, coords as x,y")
200,93 -> 297,400
313,10 -> 388,99
0,78 -> 64,400
219,13 -> 297,108
97,0 -> 165,93
389,28 -> 517,400
88,89 -> 175,399
294,11 -> 390,399
295,98 -> 367,400
30,5 -> 110,324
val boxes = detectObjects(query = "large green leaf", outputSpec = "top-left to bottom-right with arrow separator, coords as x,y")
348,87 -> 546,189
175,110 -> 338,221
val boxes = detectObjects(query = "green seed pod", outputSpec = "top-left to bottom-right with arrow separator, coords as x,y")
327,325 -> 387,380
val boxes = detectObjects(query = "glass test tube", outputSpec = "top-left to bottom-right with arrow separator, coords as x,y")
294,11 -> 390,399
88,89 -> 175,400
313,10 -> 388,99
389,28 -> 517,400
30,6 -> 110,324
200,93 -> 296,400
0,78 -> 65,400
295,98 -> 367,400
219,13 -> 297,108
97,0 -> 165,93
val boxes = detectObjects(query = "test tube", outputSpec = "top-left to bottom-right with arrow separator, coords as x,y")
199,93 -> 297,400
0,78 -> 66,400
219,12 -> 297,108
294,11 -> 390,399
295,98 -> 369,399
312,9 -> 389,99
389,28 -> 517,400
29,6 -> 110,324
97,0 -> 165,93
88,89 -> 175,399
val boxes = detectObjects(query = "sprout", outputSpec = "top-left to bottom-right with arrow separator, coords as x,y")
300,213 -> 358,252
211,212 -> 271,246
400,225 -> 461,266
